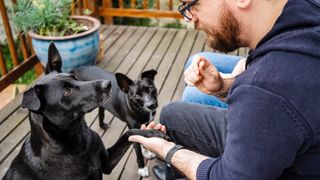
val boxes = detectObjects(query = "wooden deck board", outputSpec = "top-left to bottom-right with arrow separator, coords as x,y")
0,25 -> 249,179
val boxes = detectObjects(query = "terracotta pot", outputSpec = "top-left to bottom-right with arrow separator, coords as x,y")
29,16 -> 101,72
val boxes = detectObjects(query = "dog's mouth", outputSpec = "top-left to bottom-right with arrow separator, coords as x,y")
145,103 -> 158,112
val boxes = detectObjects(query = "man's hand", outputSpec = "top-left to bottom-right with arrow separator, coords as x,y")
128,121 -> 175,159
184,55 -> 224,95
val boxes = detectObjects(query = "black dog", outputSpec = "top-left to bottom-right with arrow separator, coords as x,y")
3,43 -> 169,180
72,66 -> 158,177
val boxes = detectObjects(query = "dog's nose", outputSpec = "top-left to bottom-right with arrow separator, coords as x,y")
146,103 -> 157,110
101,81 -> 111,92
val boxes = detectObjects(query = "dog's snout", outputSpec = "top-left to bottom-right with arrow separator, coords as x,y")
101,81 -> 111,92
146,102 -> 157,110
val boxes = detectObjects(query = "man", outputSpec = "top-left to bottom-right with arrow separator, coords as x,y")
129,0 -> 320,179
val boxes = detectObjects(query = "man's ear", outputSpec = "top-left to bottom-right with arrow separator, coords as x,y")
115,73 -> 133,93
21,85 -> 42,111
45,42 -> 62,74
141,69 -> 157,80
235,0 -> 251,9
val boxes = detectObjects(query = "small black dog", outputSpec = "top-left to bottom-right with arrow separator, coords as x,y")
3,43 -> 169,180
72,66 -> 158,177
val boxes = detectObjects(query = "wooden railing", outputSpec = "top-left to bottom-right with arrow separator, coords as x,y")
0,0 -> 183,92
0,0 -> 43,92
75,0 -> 182,24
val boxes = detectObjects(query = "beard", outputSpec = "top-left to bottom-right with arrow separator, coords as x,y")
201,4 -> 241,53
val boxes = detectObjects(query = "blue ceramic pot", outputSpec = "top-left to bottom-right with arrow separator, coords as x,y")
29,16 -> 101,72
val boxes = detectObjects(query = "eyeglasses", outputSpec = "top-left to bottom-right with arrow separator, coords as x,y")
178,0 -> 199,21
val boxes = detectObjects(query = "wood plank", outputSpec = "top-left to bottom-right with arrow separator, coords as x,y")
144,28 -> 177,71
172,30 -> 205,101
127,28 -> 167,75
0,55 -> 39,92
0,46 -> 7,75
0,93 -> 23,124
103,27 -> 147,72
118,147 -> 139,180
0,136 -> 27,179
0,0 -> 19,67
0,118 -> 29,163
154,29 -> 187,92
98,8 -> 182,19
0,108 -> 28,142
116,27 -> 157,74
99,26 -> 137,68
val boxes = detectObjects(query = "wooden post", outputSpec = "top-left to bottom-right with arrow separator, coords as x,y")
0,0 -> 19,67
0,47 -> 7,76
102,0 -> 113,24
168,0 -> 173,10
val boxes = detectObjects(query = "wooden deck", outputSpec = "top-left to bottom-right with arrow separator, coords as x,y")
0,25 -> 248,180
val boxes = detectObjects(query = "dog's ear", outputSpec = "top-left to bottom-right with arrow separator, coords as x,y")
141,69 -> 157,80
45,42 -> 62,74
115,73 -> 133,93
21,85 -> 42,111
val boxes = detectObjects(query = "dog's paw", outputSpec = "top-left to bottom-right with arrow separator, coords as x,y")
138,167 -> 150,177
99,123 -> 109,130
141,145 -> 156,159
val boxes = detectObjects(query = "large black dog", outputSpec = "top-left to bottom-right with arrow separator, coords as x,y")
72,66 -> 158,177
3,43 -> 169,180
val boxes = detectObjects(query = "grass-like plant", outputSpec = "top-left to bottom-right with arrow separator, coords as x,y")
13,0 -> 88,36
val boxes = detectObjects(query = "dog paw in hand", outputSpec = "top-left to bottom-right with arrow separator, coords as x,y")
141,145 -> 156,159
138,166 -> 150,177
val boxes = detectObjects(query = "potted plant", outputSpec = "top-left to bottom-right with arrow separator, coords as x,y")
13,0 -> 101,72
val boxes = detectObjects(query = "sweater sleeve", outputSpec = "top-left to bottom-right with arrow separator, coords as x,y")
196,85 -> 307,180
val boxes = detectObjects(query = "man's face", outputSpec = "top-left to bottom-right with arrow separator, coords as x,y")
189,0 -> 242,52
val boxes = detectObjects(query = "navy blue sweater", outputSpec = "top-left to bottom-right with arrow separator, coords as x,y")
197,0 -> 320,179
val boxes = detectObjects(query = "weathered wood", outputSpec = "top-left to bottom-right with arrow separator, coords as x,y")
98,8 -> 182,19
0,108 -> 28,142
144,28 -> 177,71
116,27 -> 157,74
0,0 -> 19,67
0,118 -> 29,163
18,34 -> 29,61
0,55 -> 39,92
168,0 -> 173,10
0,47 -> 7,76
102,26 -> 146,71
172,31 -> 206,101
0,137 -> 26,178
126,28 -> 167,75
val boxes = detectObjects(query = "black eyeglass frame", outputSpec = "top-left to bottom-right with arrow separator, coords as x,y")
178,0 -> 199,20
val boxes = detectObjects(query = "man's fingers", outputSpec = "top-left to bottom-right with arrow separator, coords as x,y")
160,125 -> 166,133
128,135 -> 147,144
146,121 -> 155,129
141,124 -> 147,130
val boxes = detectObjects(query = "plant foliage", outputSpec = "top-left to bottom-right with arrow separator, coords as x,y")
13,0 -> 87,36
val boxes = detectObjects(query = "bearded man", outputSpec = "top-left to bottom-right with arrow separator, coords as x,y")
129,0 -> 320,179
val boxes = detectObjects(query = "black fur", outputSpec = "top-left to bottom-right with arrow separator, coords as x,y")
3,42 -> 169,180
72,66 -> 158,174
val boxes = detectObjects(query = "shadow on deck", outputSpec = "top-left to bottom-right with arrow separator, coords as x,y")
0,25 -> 249,180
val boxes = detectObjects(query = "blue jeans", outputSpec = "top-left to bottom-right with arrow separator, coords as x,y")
182,52 -> 242,108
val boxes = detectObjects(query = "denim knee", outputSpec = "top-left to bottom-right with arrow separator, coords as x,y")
160,102 -> 177,126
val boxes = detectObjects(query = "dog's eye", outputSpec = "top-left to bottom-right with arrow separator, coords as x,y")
63,88 -> 72,96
